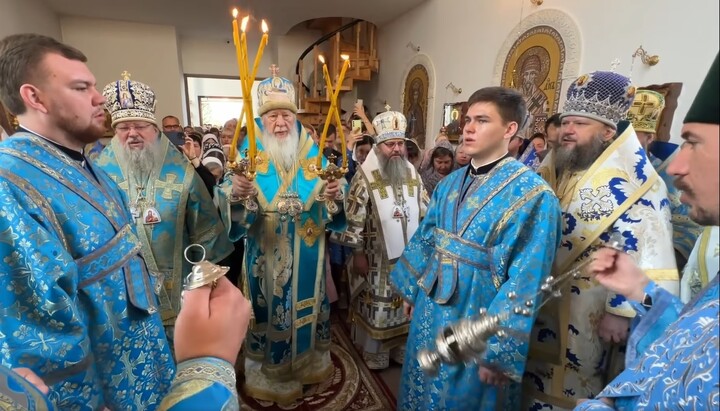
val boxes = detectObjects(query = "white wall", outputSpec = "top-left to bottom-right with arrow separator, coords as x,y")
185,76 -> 261,127
0,0 -> 61,39
60,17 -> 184,122
366,0 -> 720,145
180,35 -> 278,78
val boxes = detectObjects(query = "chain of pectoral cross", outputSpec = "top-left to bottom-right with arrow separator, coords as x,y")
133,186 -> 148,208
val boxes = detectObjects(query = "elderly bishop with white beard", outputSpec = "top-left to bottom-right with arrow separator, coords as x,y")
215,71 -> 347,405
95,74 -> 234,349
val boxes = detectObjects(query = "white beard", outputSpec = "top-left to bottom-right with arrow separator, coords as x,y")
261,127 -> 300,172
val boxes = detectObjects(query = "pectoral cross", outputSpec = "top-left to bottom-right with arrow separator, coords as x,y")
155,174 -> 184,200
369,170 -> 389,199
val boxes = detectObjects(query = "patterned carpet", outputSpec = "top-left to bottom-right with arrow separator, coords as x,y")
238,322 -> 397,411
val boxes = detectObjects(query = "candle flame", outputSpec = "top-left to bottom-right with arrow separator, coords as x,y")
340,54 -> 350,61
241,16 -> 249,32
261,19 -> 268,33
232,8 -> 238,18
318,55 -> 326,64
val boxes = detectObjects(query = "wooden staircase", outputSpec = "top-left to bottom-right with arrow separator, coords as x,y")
295,19 -> 379,127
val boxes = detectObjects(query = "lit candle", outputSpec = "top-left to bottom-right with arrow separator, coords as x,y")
336,54 -> 350,167
239,15 -> 257,167
229,8 -> 243,163
316,54 -> 351,169
316,55 -> 331,168
250,20 -> 269,81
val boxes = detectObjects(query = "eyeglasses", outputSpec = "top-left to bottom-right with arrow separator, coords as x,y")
164,124 -> 182,130
116,124 -> 153,133
383,140 -> 405,149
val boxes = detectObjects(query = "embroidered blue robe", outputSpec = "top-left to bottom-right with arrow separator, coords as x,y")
95,134 -> 233,327
647,141 -> 702,262
390,158 -> 562,410
575,275 -> 719,410
1,357 -> 239,411
0,134 -> 173,410
215,119 -> 347,402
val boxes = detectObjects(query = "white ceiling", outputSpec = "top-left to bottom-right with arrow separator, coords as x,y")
43,0 -> 428,38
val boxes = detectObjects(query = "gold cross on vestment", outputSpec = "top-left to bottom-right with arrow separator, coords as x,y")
369,170 -> 389,199
155,173 -> 184,200
404,176 -> 420,197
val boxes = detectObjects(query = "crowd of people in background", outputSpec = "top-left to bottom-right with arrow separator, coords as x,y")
0,31 -> 717,411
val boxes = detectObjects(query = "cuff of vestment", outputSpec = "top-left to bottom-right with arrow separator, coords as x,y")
175,357 -> 237,391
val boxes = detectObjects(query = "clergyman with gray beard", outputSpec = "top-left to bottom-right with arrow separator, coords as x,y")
330,110 -> 428,371
95,75 -> 233,352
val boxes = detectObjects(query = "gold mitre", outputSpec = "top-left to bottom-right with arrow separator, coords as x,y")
627,89 -> 665,134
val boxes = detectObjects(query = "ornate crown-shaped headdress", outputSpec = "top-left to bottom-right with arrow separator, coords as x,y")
561,71 -> 635,129
372,107 -> 408,144
626,89 -> 665,134
257,64 -> 297,116
102,71 -> 157,127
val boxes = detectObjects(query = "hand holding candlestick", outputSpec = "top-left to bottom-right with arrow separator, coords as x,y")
417,233 -> 625,375
228,149 -> 261,211
312,152 -> 346,215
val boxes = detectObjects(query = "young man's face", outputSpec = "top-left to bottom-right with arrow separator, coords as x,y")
34,53 -> 107,145
462,102 -> 516,161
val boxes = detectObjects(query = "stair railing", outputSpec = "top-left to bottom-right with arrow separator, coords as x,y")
295,19 -> 376,112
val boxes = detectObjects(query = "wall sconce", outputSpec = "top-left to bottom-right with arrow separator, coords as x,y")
530,0 -> 543,5
632,45 -> 660,66
445,82 -> 462,95
406,41 -> 420,52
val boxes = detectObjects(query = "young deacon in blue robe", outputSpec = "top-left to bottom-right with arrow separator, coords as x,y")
576,53 -> 719,411
0,34 -> 246,410
390,87 -> 562,410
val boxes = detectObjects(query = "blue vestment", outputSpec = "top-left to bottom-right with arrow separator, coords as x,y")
390,158 -> 562,410
0,134 -> 173,410
575,275 -> 719,410
215,119 -> 347,403
0,357 -> 239,411
95,134 -> 233,328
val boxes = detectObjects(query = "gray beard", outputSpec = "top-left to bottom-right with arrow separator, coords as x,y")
555,133 -> 610,173
376,147 -> 408,187
120,139 -> 161,180
261,127 -> 300,172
